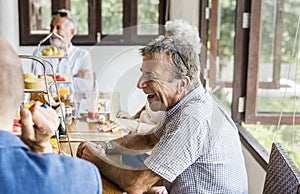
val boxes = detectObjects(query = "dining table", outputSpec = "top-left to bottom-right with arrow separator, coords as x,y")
57,115 -> 128,194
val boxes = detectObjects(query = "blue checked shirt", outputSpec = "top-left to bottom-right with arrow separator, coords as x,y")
144,85 -> 248,194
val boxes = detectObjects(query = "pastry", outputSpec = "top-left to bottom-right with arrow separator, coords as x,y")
24,77 -> 45,90
23,72 -> 35,80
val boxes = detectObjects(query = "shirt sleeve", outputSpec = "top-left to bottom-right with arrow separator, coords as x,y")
144,112 -> 208,182
72,49 -> 93,93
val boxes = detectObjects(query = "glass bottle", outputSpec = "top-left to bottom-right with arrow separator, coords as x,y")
58,116 -> 66,138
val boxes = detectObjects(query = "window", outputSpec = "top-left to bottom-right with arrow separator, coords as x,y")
200,0 -> 236,110
201,0 -> 300,168
18,0 -> 167,45
244,0 -> 300,167
246,0 -> 300,124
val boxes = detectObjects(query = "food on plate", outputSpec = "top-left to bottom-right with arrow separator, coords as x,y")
24,77 -> 45,90
41,46 -> 65,57
97,120 -> 122,132
23,72 -> 35,80
59,87 -> 70,95
30,93 -> 59,107
54,74 -> 66,81
38,75 -> 54,81
45,74 -> 69,82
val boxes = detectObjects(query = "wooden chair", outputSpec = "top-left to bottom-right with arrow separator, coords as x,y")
263,142 -> 300,194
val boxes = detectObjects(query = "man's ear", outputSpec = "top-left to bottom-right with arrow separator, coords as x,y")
177,76 -> 190,94
70,28 -> 76,38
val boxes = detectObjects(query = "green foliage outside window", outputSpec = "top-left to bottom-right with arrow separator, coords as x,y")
260,0 -> 300,63
71,0 -> 160,35
137,0 -> 159,35
102,0 -> 123,35
244,123 -> 300,169
71,0 -> 89,35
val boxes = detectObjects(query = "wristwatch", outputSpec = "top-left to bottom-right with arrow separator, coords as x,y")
104,141 -> 113,153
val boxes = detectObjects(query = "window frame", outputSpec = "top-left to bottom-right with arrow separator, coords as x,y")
199,0 -> 270,170
245,0 -> 300,125
18,0 -> 167,46
200,0 -> 298,125
205,0 -> 282,90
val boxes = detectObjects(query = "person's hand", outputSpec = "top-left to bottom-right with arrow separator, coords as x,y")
145,186 -> 168,194
20,102 -> 58,154
116,111 -> 133,119
154,187 -> 168,194
77,141 -> 105,163
75,68 -> 91,79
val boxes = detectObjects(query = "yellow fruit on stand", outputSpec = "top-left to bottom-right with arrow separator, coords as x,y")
57,49 -> 65,57
41,47 -> 53,56
41,46 -> 64,57
50,46 -> 59,55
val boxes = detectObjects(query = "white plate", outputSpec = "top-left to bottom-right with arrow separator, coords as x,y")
24,88 -> 47,93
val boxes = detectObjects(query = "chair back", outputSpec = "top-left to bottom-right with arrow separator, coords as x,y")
263,142 -> 300,194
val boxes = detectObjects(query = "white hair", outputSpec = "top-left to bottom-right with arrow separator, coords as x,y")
165,19 -> 201,55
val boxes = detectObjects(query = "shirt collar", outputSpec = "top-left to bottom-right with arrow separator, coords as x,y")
166,85 -> 206,118
0,131 -> 29,150
67,43 -> 75,56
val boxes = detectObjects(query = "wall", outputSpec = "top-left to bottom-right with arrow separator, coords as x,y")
242,145 -> 266,194
0,0 -> 19,49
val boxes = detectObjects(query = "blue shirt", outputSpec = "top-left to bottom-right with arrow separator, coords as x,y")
144,85 -> 248,193
0,131 -> 102,194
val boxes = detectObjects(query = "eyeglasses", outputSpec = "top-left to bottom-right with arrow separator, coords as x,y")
52,9 -> 76,26
171,38 -> 188,69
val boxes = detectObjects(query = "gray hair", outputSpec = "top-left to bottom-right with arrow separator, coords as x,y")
52,9 -> 77,29
140,36 -> 200,90
165,19 -> 201,55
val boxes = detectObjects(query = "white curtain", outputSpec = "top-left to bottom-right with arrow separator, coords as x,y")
167,0 -> 199,28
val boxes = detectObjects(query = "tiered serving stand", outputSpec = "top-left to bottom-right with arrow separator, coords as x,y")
19,32 -> 74,156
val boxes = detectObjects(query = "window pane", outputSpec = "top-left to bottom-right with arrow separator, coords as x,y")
257,0 -> 300,113
137,0 -> 159,35
208,0 -> 236,111
247,0 -> 300,169
244,123 -> 300,169
102,0 -> 123,35
217,0 -> 235,83
30,0 -> 51,34
71,0 -> 89,35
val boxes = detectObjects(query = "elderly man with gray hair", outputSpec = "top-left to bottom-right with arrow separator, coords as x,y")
32,9 -> 93,94
77,36 -> 248,194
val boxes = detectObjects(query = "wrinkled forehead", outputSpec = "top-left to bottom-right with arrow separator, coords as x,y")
50,16 -> 70,26
141,54 -> 171,69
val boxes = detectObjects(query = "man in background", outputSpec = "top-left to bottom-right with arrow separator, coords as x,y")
32,9 -> 93,94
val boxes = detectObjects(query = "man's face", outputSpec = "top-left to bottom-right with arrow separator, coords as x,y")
50,16 -> 74,48
137,54 -> 181,111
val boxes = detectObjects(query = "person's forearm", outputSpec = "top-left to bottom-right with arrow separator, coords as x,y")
110,133 -> 158,155
93,154 -> 160,193
79,142 -> 161,194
